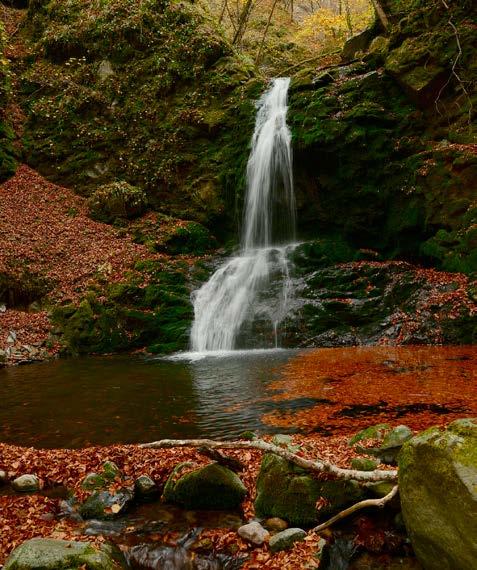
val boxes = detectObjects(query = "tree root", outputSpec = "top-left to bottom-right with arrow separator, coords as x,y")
140,438 -> 398,482
313,485 -> 399,533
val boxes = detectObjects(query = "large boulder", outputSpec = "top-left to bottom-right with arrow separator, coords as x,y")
163,462 -> 247,510
4,538 -> 127,570
398,418 -> 477,570
255,454 -> 364,527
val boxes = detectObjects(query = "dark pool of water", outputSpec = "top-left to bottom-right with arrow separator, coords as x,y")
0,349 -> 306,448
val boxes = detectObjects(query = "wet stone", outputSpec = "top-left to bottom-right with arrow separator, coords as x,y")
238,521 -> 269,545
269,528 -> 306,552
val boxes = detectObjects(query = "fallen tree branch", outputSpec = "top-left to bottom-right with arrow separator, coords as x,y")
140,438 -> 398,482
313,485 -> 399,533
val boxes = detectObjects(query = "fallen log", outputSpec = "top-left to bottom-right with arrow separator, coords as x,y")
140,438 -> 398,482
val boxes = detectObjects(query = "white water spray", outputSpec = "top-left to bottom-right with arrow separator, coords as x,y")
190,78 -> 296,352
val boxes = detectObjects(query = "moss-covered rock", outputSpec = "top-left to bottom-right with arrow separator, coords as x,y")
163,462 -> 247,510
349,424 -> 391,446
290,0 -> 477,275
4,538 -> 127,570
78,489 -> 134,520
52,260 -> 195,356
19,0 -> 261,227
0,19 -> 16,182
88,181 -> 148,223
398,418 -> 477,570
255,454 -> 364,527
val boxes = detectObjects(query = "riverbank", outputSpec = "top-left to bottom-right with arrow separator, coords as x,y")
0,434 -> 394,568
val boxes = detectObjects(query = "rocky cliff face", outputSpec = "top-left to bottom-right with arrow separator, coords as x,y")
17,0 -> 263,229
290,0 -> 476,275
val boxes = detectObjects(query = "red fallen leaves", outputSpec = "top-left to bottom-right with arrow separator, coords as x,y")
0,434 -> 371,565
0,165 -> 166,359
262,346 -> 477,434
0,166 -> 159,304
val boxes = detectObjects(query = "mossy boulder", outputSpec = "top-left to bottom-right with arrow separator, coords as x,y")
398,418 -> 477,570
349,423 -> 391,446
88,182 -> 148,223
163,462 -> 247,510
4,538 -> 127,570
255,454 -> 365,527
81,473 -> 106,491
78,489 -> 134,520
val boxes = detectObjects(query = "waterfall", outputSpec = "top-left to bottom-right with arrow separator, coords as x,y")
190,78 -> 296,352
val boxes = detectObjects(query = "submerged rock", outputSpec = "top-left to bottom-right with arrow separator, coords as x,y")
12,474 -> 40,493
269,528 -> 306,552
163,462 -> 247,510
398,418 -> 477,569
255,454 -> 364,527
4,538 -> 127,570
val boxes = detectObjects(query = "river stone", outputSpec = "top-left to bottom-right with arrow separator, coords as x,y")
102,461 -> 121,480
81,473 -> 106,491
269,528 -> 306,552
350,457 -> 379,471
12,474 -> 40,493
381,425 -> 413,449
134,475 -> 158,501
398,418 -> 477,569
3,538 -> 127,570
272,434 -> 293,447
348,423 -> 390,446
237,521 -> 269,545
163,462 -> 247,510
255,454 -> 364,527
264,517 -> 288,532
78,489 -> 134,520
0,469 -> 8,484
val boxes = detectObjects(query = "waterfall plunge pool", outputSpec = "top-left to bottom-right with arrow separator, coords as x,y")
0,345 -> 475,449
0,349 -> 301,448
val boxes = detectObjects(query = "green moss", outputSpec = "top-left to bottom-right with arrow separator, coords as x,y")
163,462 -> 247,510
255,453 -> 364,527
4,538 -> 126,570
88,181 -> 148,223
19,0 -> 260,228
52,260 -> 194,356
349,423 -> 391,446
0,20 -> 16,181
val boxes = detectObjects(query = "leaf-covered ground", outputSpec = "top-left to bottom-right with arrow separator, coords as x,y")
0,434 -> 369,567
0,166 -> 166,362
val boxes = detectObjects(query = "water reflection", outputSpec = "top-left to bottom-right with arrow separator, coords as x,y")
0,350 -> 296,448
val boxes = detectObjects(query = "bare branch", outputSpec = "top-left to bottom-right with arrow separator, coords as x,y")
140,438 -> 398,482
313,485 -> 399,533
435,0 -> 473,123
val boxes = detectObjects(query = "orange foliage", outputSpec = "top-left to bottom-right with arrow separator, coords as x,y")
262,346 -> 477,433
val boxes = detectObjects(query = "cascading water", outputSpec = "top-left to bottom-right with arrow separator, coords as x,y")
190,78 -> 296,352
